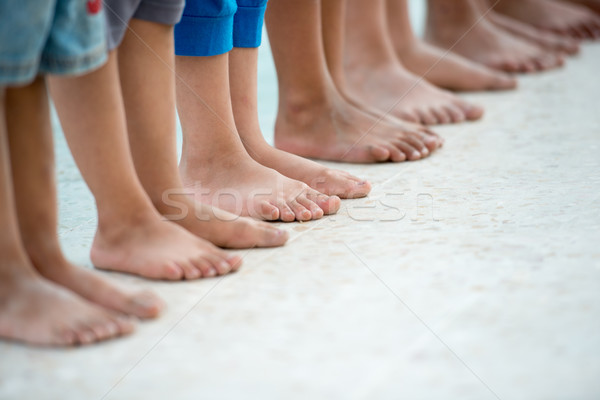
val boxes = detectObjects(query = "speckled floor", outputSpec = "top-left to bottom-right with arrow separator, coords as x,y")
2,10 -> 600,400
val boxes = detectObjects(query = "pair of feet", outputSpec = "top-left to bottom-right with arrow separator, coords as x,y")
425,0 -> 594,75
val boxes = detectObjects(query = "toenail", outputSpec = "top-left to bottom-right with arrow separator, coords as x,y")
412,151 -> 420,158
207,268 -> 217,277
219,261 -> 230,272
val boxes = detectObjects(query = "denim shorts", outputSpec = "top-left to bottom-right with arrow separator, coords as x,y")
104,0 -> 186,50
0,0 -> 107,86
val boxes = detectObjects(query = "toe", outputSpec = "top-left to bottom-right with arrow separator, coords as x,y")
162,262 -> 185,280
253,201 -> 279,221
416,109 -> 437,126
395,141 -> 421,161
369,145 -> 391,162
289,199 -> 313,221
257,224 -> 289,247
386,144 -> 408,162
443,104 -> 465,124
308,192 -> 340,215
272,198 -> 296,222
458,101 -> 484,121
297,196 -> 324,219
431,107 -> 451,125
179,261 -> 201,280
128,290 -> 164,319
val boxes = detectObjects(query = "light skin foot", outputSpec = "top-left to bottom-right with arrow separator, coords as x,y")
0,87 -> 133,347
4,78 -> 164,317
491,0 -> 600,39
426,0 -> 565,73
0,271 -> 135,346
567,0 -> 600,15
487,8 -> 581,54
176,52 -> 341,222
344,0 -> 484,125
48,53 -> 242,280
91,215 -> 242,280
387,0 -> 517,91
266,0 -> 443,162
116,19 -> 287,248
229,46 -> 372,196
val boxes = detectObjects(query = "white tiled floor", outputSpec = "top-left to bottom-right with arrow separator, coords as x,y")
2,14 -> 600,400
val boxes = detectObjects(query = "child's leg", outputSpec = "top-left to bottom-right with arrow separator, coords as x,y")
265,0 -> 437,164
5,77 -> 162,318
175,0 -> 340,222
229,46 -> 370,199
0,86 -> 133,346
116,17 -> 286,248
386,0 -> 517,91
224,1 -> 366,198
341,0 -> 483,125
48,53 -> 241,279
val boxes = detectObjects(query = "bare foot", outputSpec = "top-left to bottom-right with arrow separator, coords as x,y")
28,250 -> 164,319
488,10 -> 581,54
345,60 -> 484,125
426,7 -> 565,73
180,151 -> 341,222
156,196 -> 289,249
242,137 -> 371,198
0,269 -> 134,346
274,91 -> 443,161
396,39 -> 517,91
90,212 -> 242,280
493,0 -> 600,39
568,0 -> 600,15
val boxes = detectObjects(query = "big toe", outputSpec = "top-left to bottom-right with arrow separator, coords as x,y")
257,224 -> 289,247
127,290 -> 164,319
310,192 -> 341,215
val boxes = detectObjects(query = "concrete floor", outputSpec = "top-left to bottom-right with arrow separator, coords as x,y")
1,14 -> 600,400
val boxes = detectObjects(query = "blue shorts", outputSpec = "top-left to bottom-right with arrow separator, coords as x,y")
104,0 -> 186,50
175,0 -> 268,57
0,0 -> 107,86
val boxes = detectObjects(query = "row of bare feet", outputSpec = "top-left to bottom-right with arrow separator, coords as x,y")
3,0 -> 599,348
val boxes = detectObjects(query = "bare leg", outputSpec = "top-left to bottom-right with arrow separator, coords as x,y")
176,52 -> 340,222
48,54 -> 241,280
425,0 -> 565,73
6,77 -> 163,318
492,0 -> 600,39
117,18 -> 287,247
387,0 -> 517,91
267,0 -> 439,164
0,84 -> 134,346
344,0 -> 484,125
320,0 -> 443,153
229,46 -> 371,198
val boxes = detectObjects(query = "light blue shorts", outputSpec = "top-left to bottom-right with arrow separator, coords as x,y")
0,0 -> 107,86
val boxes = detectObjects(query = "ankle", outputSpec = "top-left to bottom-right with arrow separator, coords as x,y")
278,94 -> 331,127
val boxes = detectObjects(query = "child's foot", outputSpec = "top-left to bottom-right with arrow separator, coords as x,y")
28,250 -> 164,319
180,152 -> 340,222
396,39 -> 517,91
568,0 -> 600,15
489,10 -> 581,54
274,92 -> 443,161
345,61 -> 484,125
493,0 -> 600,39
0,269 -> 134,346
157,198 -> 289,248
243,137 -> 372,198
91,212 -> 242,280
426,12 -> 564,73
